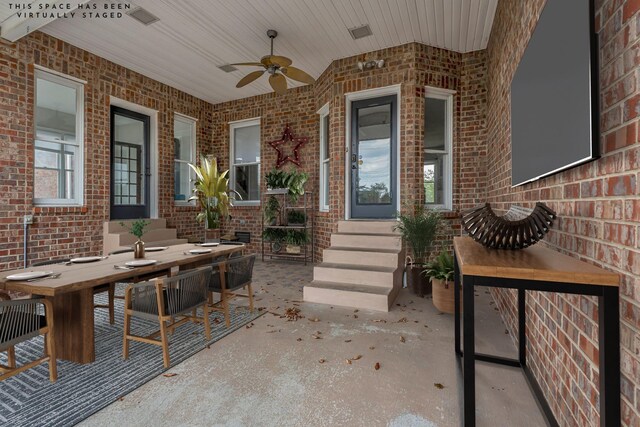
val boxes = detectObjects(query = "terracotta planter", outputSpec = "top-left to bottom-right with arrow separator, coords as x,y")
133,239 -> 145,259
205,228 -> 221,243
432,278 -> 461,314
406,264 -> 431,297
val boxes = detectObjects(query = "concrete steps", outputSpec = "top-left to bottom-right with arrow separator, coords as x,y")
102,219 -> 188,254
304,220 -> 404,312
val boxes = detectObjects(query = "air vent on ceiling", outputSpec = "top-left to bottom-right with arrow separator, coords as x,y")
348,24 -> 372,40
126,7 -> 160,25
218,64 -> 238,73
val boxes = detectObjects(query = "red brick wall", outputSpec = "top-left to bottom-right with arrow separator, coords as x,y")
0,32 -> 214,269
485,0 -> 640,425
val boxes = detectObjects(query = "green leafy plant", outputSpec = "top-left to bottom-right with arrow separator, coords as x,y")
265,168 -> 288,189
287,209 -> 306,225
394,206 -> 442,265
188,156 -> 240,229
264,195 -> 281,225
285,229 -> 309,246
120,219 -> 150,240
262,228 -> 287,242
264,168 -> 309,203
424,251 -> 455,282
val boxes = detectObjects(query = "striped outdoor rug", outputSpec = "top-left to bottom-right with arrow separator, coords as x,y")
0,286 -> 262,426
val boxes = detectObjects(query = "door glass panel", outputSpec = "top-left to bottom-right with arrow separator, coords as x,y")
113,114 -> 145,206
356,104 -> 391,205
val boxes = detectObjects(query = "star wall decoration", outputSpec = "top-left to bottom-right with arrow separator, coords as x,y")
268,124 -> 307,169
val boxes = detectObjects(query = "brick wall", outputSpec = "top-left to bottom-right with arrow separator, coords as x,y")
0,32 -> 214,269
485,0 -> 640,425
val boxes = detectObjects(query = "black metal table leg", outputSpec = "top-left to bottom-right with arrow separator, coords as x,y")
454,253 -> 461,356
463,275 -> 476,427
599,286 -> 620,427
518,288 -> 526,366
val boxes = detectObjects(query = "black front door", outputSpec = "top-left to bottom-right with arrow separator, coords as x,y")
110,106 -> 150,219
350,95 -> 397,218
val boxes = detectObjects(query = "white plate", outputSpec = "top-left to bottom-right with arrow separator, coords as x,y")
189,249 -> 212,254
6,271 -> 54,281
124,259 -> 157,267
198,242 -> 219,247
145,246 -> 168,252
70,256 -> 103,263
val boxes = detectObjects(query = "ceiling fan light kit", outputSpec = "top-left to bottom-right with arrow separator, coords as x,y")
230,30 -> 315,95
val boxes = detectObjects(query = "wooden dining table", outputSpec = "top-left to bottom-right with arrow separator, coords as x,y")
0,243 -> 244,364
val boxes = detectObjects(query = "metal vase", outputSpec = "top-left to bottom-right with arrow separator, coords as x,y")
133,239 -> 145,259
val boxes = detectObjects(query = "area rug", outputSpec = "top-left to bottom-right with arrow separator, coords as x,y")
0,286 -> 263,426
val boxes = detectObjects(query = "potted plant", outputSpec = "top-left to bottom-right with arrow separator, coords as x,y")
264,195 -> 281,226
287,209 -> 306,225
262,228 -> 287,253
265,168 -> 288,191
284,169 -> 308,203
120,219 -> 150,259
285,229 -> 309,254
425,250 -> 456,313
188,156 -> 240,241
394,206 -> 442,297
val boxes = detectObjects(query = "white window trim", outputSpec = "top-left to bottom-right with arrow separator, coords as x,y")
229,117 -> 261,206
174,113 -> 197,206
317,102 -> 330,212
33,69 -> 85,207
424,86 -> 455,211
344,84 -> 402,220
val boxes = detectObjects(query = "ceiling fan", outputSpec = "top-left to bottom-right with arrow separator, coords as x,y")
231,30 -> 315,95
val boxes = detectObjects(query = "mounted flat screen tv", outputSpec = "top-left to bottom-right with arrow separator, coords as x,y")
510,0 -> 599,187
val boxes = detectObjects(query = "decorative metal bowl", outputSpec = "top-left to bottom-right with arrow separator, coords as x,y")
461,202 -> 556,250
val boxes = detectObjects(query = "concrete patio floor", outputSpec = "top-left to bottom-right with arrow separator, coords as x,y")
80,260 -> 546,427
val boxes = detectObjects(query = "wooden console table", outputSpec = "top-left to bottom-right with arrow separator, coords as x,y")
453,236 -> 620,427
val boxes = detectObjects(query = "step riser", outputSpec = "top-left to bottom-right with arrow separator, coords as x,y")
105,219 -> 168,234
303,286 -> 389,312
313,266 -> 394,287
330,234 -> 401,250
337,221 -> 399,235
323,249 -> 401,269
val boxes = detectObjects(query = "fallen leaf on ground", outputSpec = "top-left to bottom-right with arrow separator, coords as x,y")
319,359 -> 326,364
369,346 -> 375,350
311,334 -> 322,339
374,362 -> 380,370
372,319 -> 387,323
245,322 -> 254,329
296,338 -> 303,342
400,336 -> 406,343
354,309 -> 359,313
352,355 -> 362,360
397,317 -> 408,323
266,329 -> 281,333
434,383 -> 444,389
353,314 -> 358,318
308,317 -> 320,322
285,307 -> 303,321
344,339 -> 352,343
163,373 -> 178,378
346,359 -> 352,365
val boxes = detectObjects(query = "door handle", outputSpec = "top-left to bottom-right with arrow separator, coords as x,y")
351,154 -> 357,163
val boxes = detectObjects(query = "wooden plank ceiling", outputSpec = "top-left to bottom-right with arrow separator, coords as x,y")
3,0 -> 498,103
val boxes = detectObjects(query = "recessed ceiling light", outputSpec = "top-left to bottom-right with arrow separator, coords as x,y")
218,64 -> 238,73
349,24 -> 372,40
126,7 -> 160,26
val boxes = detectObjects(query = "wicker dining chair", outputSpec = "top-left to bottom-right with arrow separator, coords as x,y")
33,257 -> 116,324
123,266 -> 212,368
208,254 -> 255,327
108,248 -> 135,302
0,298 -> 56,382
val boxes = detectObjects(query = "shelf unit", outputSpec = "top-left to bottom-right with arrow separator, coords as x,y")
261,189 -> 314,265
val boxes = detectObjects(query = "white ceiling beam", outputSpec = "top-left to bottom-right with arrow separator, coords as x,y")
0,0 -> 90,42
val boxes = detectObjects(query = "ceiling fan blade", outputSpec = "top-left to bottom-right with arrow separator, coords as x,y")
261,55 -> 292,67
269,73 -> 287,94
230,62 -> 265,67
281,66 -> 315,85
236,70 -> 265,88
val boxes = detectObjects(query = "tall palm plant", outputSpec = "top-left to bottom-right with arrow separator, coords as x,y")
188,156 -> 240,229
394,206 -> 442,265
